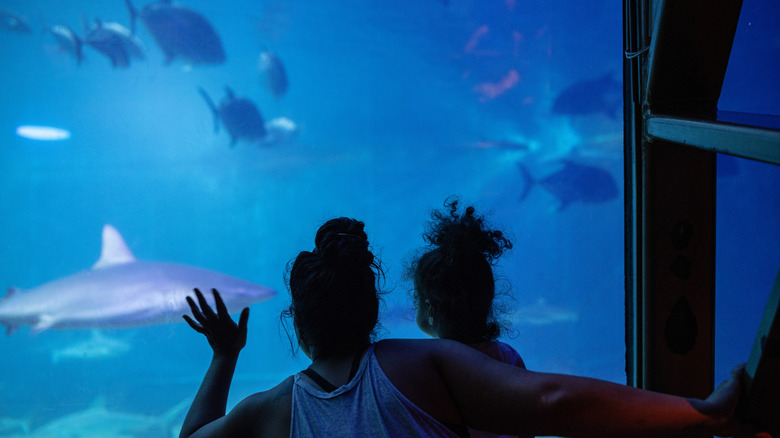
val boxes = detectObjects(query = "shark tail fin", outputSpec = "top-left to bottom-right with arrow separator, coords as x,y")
3,286 -> 20,301
517,162 -> 535,202
2,287 -> 21,335
197,87 -> 220,133
3,321 -> 20,336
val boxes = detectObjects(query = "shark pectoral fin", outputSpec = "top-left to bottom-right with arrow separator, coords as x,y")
32,315 -> 57,334
92,225 -> 136,269
4,324 -> 19,336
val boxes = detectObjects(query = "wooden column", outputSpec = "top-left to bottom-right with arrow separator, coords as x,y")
642,140 -> 715,399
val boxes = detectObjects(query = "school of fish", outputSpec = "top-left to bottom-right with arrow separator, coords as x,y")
2,1 -> 291,147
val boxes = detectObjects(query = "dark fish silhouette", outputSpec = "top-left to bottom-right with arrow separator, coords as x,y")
198,87 -> 267,147
258,49 -> 288,98
46,24 -> 84,65
83,19 -> 144,68
0,9 -> 31,33
518,160 -> 619,210
552,73 -> 622,118
126,0 -> 225,65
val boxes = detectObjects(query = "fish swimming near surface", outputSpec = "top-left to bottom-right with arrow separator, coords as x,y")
126,0 -> 225,65
198,87 -> 267,147
0,225 -> 276,335
552,73 -> 622,118
83,19 -> 144,68
0,9 -> 32,33
4,397 -> 189,438
518,160 -> 619,210
46,24 -> 84,65
258,49 -> 289,98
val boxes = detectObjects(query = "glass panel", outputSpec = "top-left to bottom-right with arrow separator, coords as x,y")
719,0 -> 780,116
715,155 -> 780,382
0,0 -> 623,434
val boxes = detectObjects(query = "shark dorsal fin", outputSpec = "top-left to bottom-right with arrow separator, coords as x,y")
92,225 -> 136,269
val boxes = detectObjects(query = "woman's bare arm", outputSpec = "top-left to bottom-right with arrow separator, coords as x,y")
429,339 -> 745,438
378,338 -> 749,438
179,289 -> 249,438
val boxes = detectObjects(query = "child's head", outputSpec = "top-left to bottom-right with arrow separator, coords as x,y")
407,197 -> 512,343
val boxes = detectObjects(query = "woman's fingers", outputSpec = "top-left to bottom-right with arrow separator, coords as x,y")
238,307 -> 250,334
212,288 -> 230,318
194,288 -> 217,319
182,314 -> 205,334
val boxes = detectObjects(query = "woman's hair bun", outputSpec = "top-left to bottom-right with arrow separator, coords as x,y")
314,218 -> 374,268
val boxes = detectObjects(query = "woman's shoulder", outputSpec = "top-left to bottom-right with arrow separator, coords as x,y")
227,376 -> 294,436
373,338 -> 473,427
245,376 -> 295,407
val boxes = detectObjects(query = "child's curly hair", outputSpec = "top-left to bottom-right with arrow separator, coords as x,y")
407,196 -> 512,342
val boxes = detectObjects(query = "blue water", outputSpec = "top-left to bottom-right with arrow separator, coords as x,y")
0,0 -> 777,435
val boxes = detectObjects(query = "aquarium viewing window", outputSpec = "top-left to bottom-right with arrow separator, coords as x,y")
0,0 -> 777,434
1,0 -> 628,435
2,0 -> 776,435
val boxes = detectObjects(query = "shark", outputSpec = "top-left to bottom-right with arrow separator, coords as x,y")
49,330 -> 133,364
1,397 -> 189,438
510,298 -> 579,326
1,225 -> 276,335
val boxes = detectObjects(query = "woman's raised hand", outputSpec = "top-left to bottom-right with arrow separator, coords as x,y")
183,288 -> 250,356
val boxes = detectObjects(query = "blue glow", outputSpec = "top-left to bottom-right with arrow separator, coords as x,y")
15,125 -> 71,141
